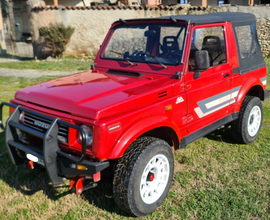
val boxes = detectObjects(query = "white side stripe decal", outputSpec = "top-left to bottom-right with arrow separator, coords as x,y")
194,87 -> 240,118
195,102 -> 232,118
260,77 -> 267,86
205,93 -> 231,109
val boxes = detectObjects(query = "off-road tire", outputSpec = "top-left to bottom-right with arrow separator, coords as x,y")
231,96 -> 263,144
113,137 -> 174,217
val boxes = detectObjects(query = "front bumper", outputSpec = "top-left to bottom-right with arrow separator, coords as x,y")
0,102 -> 109,185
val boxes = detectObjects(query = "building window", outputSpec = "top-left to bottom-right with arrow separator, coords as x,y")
180,0 -> 188,3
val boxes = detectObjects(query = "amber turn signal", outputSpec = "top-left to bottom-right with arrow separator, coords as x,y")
165,105 -> 172,111
77,165 -> 88,171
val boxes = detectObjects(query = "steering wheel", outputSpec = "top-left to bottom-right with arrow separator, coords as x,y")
165,51 -> 181,59
218,59 -> 226,64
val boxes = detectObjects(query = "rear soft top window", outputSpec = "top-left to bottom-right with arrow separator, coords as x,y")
232,19 -> 265,74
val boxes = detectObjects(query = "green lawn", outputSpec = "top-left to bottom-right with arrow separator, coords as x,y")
0,62 -> 269,219
0,57 -> 92,72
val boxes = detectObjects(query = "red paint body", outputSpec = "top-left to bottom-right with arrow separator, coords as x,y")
10,19 -> 267,162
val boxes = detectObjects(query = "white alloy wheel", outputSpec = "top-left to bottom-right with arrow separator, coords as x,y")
231,96 -> 263,144
113,137 -> 174,216
247,105 -> 262,137
140,154 -> 170,204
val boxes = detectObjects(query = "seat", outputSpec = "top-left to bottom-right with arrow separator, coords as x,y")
202,36 -> 226,66
161,36 -> 180,57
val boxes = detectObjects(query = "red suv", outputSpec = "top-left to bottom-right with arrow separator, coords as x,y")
1,12 -> 269,216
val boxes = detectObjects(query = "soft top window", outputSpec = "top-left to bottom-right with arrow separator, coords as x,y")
233,21 -> 265,74
235,24 -> 254,59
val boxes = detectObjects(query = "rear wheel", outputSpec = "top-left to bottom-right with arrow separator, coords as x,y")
113,137 -> 174,217
231,96 -> 263,144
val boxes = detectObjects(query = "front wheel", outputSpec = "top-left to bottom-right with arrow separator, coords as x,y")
113,137 -> 174,217
231,96 -> 263,144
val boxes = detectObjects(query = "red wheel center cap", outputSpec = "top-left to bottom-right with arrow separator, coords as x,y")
149,173 -> 155,181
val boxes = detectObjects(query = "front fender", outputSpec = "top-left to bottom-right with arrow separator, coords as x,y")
107,115 -> 180,159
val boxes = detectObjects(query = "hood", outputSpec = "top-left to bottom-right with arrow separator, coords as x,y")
15,70 -> 174,120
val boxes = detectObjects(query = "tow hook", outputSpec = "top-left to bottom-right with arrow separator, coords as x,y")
24,160 -> 34,171
70,176 -> 86,195
70,172 -> 100,195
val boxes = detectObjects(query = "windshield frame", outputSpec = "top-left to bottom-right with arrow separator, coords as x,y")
99,21 -> 187,67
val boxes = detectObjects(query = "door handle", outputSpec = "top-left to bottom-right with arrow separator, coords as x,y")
223,73 -> 230,78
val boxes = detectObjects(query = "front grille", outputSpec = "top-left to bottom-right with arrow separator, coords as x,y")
24,112 -> 69,143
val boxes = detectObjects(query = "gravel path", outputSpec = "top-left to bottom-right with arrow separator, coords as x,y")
0,68 -> 80,78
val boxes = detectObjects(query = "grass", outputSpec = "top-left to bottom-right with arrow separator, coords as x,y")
0,61 -> 269,219
0,57 -> 93,72
0,76 -> 58,126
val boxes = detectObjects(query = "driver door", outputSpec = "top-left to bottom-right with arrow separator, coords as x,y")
185,24 -> 234,134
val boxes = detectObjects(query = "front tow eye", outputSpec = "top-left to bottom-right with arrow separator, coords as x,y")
70,174 -> 100,195
24,161 -> 34,171
70,176 -> 85,195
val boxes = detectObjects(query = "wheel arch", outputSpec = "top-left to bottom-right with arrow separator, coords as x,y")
141,126 -> 179,149
107,116 -> 180,159
234,79 -> 265,113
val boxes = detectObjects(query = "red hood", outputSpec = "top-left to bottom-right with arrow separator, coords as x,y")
15,70 -> 174,120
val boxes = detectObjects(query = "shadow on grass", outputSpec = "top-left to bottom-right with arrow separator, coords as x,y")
0,127 -> 238,217
0,131 -> 127,216
205,126 -> 237,144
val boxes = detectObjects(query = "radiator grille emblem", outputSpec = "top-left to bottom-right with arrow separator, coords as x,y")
34,120 -> 50,129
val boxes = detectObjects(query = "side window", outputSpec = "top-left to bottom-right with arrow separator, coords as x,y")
235,24 -> 254,58
189,26 -> 227,71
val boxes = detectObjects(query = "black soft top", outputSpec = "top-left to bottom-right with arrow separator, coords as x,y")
161,12 -> 255,25
161,12 -> 263,74
119,12 -> 256,25
117,12 -> 264,74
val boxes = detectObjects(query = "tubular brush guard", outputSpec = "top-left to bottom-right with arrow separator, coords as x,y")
0,102 -> 109,185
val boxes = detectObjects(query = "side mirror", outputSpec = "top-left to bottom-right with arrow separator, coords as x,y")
195,50 -> 210,71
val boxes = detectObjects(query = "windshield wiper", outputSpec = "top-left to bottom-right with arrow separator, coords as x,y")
139,52 -> 167,69
109,50 -> 133,65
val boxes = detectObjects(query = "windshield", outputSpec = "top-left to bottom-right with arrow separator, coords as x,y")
101,22 -> 186,66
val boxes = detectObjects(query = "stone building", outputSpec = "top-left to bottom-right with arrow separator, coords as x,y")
0,0 -> 34,58
40,0 -> 270,6
1,0 -> 270,59
162,0 -> 270,6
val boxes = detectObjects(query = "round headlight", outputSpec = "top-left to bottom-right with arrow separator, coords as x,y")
77,124 -> 93,149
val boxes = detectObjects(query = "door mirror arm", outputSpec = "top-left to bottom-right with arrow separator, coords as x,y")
193,71 -> 201,80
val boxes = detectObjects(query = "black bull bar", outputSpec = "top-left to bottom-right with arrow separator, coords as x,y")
0,102 -> 109,185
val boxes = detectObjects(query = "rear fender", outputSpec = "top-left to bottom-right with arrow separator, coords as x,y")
234,77 -> 264,113
107,115 -> 180,159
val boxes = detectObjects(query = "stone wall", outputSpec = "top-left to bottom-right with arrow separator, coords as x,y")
43,0 -> 118,7
257,18 -> 270,58
30,5 -> 270,58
